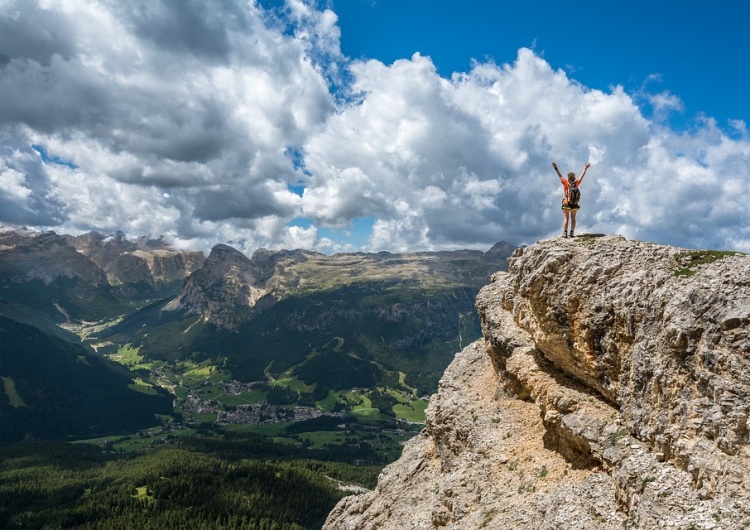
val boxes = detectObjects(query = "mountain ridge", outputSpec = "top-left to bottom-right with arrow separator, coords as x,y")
0,227 -> 204,321
162,240 -> 517,331
98,239 -> 517,394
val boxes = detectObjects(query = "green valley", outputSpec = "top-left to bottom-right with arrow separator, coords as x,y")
82,343 -> 425,457
0,228 -> 514,529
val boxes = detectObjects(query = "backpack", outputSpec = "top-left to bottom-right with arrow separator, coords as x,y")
566,182 -> 581,206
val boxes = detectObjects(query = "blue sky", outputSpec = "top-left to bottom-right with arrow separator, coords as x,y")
330,0 -> 748,131
1,0 -> 749,255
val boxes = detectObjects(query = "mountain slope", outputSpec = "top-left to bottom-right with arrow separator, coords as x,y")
0,315 -> 172,442
68,230 -> 204,297
0,300 -> 85,345
0,230 -> 125,321
0,228 -> 204,323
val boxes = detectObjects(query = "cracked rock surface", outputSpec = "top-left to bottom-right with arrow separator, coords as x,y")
324,236 -> 750,529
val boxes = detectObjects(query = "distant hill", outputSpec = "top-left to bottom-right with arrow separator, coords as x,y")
0,315 -> 172,443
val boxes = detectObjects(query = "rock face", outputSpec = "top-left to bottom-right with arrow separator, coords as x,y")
70,231 -> 204,292
0,227 -> 205,321
324,235 -> 750,529
0,228 -> 203,295
0,230 -> 108,286
164,244 -> 273,329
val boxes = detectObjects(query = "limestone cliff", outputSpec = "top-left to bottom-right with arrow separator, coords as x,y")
69,230 -> 204,293
324,235 -> 750,530
163,244 -> 271,329
0,230 -> 108,286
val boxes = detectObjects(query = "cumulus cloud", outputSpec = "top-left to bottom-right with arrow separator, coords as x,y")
0,0 -> 749,254
0,0 -> 332,251
301,47 -> 750,252
302,50 -> 654,250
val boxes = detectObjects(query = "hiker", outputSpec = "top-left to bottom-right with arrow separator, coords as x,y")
552,161 -> 591,238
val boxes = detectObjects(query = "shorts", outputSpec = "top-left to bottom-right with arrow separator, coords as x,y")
561,203 -> 580,211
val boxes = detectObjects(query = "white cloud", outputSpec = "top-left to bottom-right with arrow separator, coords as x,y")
302,47 -> 750,252
0,0 -> 342,252
0,1 -> 748,254
0,163 -> 31,201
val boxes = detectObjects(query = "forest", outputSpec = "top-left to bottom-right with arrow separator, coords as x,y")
0,315 -> 172,443
0,440 -> 380,530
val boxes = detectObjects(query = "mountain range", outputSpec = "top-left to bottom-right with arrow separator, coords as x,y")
0,227 -> 203,322
98,237 -> 516,394
0,226 -> 515,441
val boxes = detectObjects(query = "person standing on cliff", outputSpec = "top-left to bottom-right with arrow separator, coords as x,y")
552,161 -> 591,238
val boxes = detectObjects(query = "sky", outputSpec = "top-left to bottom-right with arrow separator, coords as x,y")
1,0 -> 749,256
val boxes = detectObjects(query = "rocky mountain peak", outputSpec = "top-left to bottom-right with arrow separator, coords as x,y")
324,235 -> 750,529
209,243 -> 246,259
0,228 -> 107,286
167,243 -> 518,331
69,230 -> 203,292
68,230 -> 137,266
200,244 -> 266,280
486,240 -> 517,256
251,247 -> 314,270
163,244 -> 269,328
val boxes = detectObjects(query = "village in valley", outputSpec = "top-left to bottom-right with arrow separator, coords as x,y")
83,342 -> 424,457
180,379 -> 328,426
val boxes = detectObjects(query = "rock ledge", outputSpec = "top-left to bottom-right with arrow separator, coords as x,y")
324,235 -> 750,530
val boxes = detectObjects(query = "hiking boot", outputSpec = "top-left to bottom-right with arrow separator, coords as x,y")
563,231 -> 568,238
569,231 -> 574,238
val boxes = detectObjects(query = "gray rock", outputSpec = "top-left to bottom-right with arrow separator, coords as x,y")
324,236 -> 750,530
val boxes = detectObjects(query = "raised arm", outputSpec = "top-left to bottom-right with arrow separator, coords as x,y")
552,162 -> 564,182
578,162 -> 591,184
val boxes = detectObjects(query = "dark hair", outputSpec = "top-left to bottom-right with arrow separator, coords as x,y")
567,172 -> 575,180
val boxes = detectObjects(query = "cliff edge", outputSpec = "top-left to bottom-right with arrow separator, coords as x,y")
323,235 -> 750,529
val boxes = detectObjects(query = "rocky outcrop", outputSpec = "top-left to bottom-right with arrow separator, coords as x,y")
68,230 -> 135,269
163,244 -> 270,329
104,248 -> 204,291
0,230 -> 108,286
0,228 -> 203,294
324,235 -> 750,529
70,231 -> 204,293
